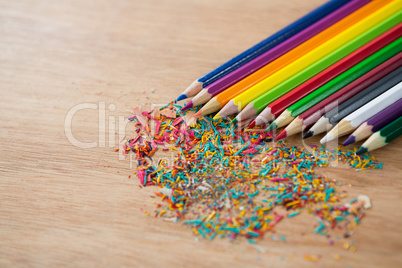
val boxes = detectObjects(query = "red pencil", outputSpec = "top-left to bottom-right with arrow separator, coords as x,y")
252,23 -> 402,127
277,51 -> 402,140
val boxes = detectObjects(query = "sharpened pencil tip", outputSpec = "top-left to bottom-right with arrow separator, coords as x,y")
231,117 -> 238,124
176,94 -> 188,102
265,122 -> 277,132
320,133 -> 333,144
276,131 -> 287,140
356,146 -> 368,155
343,135 -> 355,146
302,131 -> 314,139
194,109 -> 203,118
213,113 -> 221,120
181,101 -> 193,111
248,120 -> 256,128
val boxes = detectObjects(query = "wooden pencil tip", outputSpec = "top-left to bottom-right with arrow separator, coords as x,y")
253,116 -> 268,127
248,120 -> 256,128
218,100 -> 239,118
176,94 -> 187,102
231,117 -> 238,124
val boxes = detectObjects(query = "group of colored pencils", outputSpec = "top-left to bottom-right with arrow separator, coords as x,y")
177,0 -> 402,154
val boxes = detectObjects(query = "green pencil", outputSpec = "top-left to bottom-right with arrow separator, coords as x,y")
357,116 -> 402,155
265,33 -> 402,132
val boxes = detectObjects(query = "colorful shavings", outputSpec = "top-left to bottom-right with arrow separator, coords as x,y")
122,103 -> 380,244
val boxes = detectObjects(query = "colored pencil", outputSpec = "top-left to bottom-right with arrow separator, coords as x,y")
320,81 -> 402,143
356,116 -> 402,155
252,23 -> 402,127
343,99 -> 402,145
265,34 -> 402,133
277,52 -> 402,140
217,0 -> 400,119
306,65 -> 402,138
195,0 -> 393,118
240,23 -> 402,125
176,0 -> 354,101
181,0 -> 370,111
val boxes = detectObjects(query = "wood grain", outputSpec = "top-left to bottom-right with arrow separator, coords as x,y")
0,0 -> 401,267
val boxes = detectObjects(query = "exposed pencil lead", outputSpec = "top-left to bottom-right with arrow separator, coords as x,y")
194,109 -> 203,118
356,146 -> 368,155
213,113 -> 222,120
181,101 -> 193,111
343,135 -> 356,146
176,94 -> 188,102
302,131 -> 314,139
265,122 -> 277,132
320,133 -> 335,144
276,131 -> 287,140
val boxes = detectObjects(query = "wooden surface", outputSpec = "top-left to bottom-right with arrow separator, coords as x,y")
1,0 -> 401,267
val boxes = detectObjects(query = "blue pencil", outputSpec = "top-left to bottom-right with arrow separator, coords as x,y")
177,0 -> 353,101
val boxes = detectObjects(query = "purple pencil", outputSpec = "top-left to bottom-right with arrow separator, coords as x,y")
343,98 -> 402,145
181,0 -> 371,111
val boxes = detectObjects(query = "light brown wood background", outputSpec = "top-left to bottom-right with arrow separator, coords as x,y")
1,0 -> 401,267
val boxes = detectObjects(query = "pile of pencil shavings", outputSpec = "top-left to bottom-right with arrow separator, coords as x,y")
121,102 -> 381,244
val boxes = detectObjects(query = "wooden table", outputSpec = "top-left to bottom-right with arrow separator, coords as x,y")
1,0 -> 401,266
